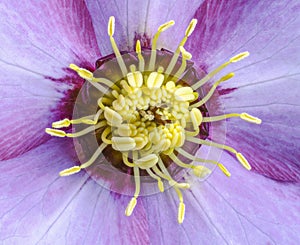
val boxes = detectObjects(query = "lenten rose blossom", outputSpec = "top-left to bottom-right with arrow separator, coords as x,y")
0,0 -> 300,244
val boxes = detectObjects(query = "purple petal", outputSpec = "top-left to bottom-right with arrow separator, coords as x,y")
0,0 -> 100,159
0,139 -> 90,243
185,0 -> 300,181
186,147 -> 300,244
85,0 -> 204,54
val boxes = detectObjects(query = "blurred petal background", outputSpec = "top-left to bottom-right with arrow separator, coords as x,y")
0,0 -> 299,244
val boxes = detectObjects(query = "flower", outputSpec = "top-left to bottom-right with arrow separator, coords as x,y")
0,0 -> 299,244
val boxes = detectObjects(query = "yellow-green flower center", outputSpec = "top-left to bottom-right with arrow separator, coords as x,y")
45,16 -> 262,224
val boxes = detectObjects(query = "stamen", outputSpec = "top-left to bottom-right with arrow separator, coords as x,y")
52,118 -> 72,128
190,108 -> 203,130
146,72 -> 164,88
111,136 -> 136,151
65,121 -> 106,138
59,166 -> 81,176
174,187 -> 185,224
52,110 -> 104,129
108,16 -> 128,77
104,107 -> 123,126
69,64 -> 96,82
125,161 -> 140,216
192,51 -> 249,90
156,159 -> 190,189
145,168 -> 164,192
135,154 -> 159,169
149,20 -> 175,71
203,112 -> 262,124
127,70 -> 143,88
135,40 -> 145,72
165,19 -> 197,76
46,121 -> 106,138
186,137 -> 251,170
45,128 -> 68,137
174,86 -> 195,101
190,72 -> 235,108
176,148 -> 231,177
59,143 -> 107,176
173,46 -> 192,79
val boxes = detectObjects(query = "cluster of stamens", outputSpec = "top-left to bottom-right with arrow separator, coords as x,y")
46,16 -> 262,223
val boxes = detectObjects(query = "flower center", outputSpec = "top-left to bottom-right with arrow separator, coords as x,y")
46,16 -> 262,224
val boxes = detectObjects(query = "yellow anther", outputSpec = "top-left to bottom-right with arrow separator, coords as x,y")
190,108 -> 203,127
230,51 -> 249,63
185,19 -> 197,37
203,112 -> 261,125
111,137 -> 136,151
136,40 -> 141,53
59,166 -> 81,176
117,124 -> 131,136
192,165 -> 212,178
179,46 -> 192,60
158,180 -> 164,192
125,197 -> 137,216
221,73 -> 235,82
176,147 -> 231,177
45,128 -> 66,137
191,73 -> 235,108
52,119 -> 71,128
174,87 -> 195,101
158,20 -> 175,32
217,163 -> 231,177
192,52 -> 249,90
120,80 -> 134,93
69,64 -> 95,81
127,71 -> 143,88
149,20 -> 175,70
236,153 -> 251,170
240,113 -> 262,124
135,154 -> 158,169
178,202 -> 185,224
146,72 -> 164,88
104,107 -> 123,126
134,136 -> 148,150
166,81 -> 175,90
173,46 -> 192,79
174,182 -> 190,189
125,165 -> 140,216
108,16 -> 127,76
135,40 -> 145,72
108,16 -> 115,36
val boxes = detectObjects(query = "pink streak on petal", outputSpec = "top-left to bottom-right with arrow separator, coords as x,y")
85,0 -> 205,54
186,0 -> 300,181
0,0 -> 101,159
